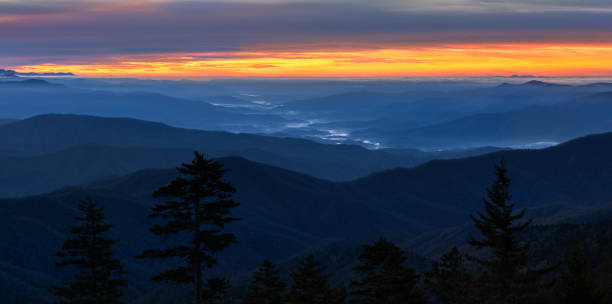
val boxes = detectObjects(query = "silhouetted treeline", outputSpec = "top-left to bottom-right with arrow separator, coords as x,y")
51,155 -> 612,304
242,160 -> 612,304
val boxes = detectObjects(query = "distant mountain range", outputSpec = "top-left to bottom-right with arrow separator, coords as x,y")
279,81 -> 612,149
0,114 -> 498,187
4,77 -> 612,151
368,90 -> 612,149
2,131 -> 612,302
0,68 -> 74,77
0,69 -> 18,77
0,79 -> 65,88
497,80 -> 572,88
286,81 -> 612,124
0,86 -> 290,132
498,80 -> 612,89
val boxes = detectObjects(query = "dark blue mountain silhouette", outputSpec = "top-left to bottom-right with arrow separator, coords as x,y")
1,131 -> 612,302
0,114 -> 492,183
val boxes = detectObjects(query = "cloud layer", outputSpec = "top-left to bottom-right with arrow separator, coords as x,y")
2,0 -> 612,76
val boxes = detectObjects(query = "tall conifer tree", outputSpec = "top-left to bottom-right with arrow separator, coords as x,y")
52,198 -> 125,304
350,238 -> 427,304
469,159 -> 548,303
138,152 -> 239,304
245,260 -> 286,304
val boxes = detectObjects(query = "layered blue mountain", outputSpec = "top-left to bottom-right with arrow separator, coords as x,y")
0,114 -> 499,189
284,80 -> 612,123
0,133 -> 612,302
2,131 -> 612,302
364,91 -> 612,149
5,78 -> 612,150
276,81 -> 612,149
0,83 -> 286,132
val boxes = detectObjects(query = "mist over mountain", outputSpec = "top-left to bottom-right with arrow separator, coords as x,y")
0,87 -> 289,132
372,90 -> 612,149
0,114 -> 494,186
3,77 -> 612,150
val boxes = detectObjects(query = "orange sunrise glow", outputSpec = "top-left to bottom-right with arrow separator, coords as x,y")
11,44 -> 612,78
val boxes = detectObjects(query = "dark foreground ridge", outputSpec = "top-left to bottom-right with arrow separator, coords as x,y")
2,131 -> 612,302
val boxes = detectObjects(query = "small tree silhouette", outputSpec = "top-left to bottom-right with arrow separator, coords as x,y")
52,198 -> 125,304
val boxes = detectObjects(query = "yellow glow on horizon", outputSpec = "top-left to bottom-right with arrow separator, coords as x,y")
13,44 -> 612,78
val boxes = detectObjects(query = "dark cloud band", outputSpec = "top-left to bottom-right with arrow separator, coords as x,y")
1,1 -> 612,65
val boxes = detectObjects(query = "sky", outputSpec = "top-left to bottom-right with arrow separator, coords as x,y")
2,0 -> 612,78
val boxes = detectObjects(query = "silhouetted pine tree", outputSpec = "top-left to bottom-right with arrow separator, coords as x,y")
469,159 -> 549,304
138,152 -> 239,304
287,254 -> 345,304
424,247 -> 474,304
52,198 -> 125,304
555,244 -> 603,304
244,260 -> 286,304
350,238 -> 427,304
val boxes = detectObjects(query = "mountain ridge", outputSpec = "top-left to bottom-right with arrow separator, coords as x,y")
375,90 -> 612,148
0,114 -> 497,183
2,131 -> 612,302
